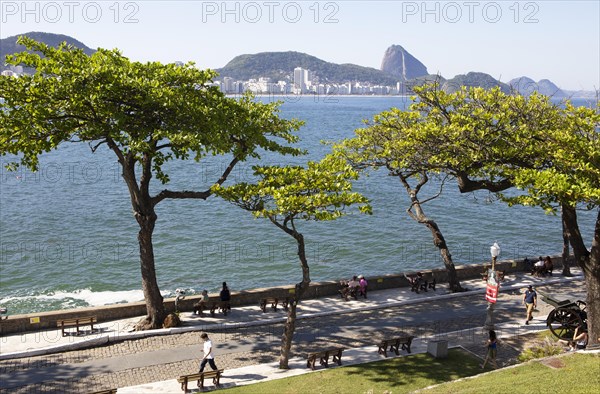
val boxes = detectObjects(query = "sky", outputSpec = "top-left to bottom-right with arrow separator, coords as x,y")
1,0 -> 599,91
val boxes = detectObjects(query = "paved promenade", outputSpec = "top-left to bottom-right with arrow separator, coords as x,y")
0,269 -> 587,393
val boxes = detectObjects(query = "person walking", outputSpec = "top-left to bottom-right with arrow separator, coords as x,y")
199,333 -> 218,372
481,329 -> 498,369
523,285 -> 537,325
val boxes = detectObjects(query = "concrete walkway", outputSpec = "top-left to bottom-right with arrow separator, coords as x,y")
0,269 -> 587,393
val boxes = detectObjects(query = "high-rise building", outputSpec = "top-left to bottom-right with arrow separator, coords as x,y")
293,67 -> 305,93
293,67 -> 309,94
222,77 -> 235,94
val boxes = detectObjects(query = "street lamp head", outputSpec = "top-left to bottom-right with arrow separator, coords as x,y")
490,242 -> 500,258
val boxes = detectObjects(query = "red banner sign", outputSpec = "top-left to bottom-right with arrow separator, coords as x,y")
485,283 -> 499,303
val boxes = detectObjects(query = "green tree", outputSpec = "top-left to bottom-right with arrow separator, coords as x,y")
407,84 -> 599,342
0,37 -> 303,330
342,82 -> 599,343
503,101 -> 600,342
213,156 -> 371,368
336,97 -> 468,291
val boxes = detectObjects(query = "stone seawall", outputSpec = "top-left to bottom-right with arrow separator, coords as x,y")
0,257 -> 561,336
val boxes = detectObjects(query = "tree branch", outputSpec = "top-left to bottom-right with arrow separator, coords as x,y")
455,172 -> 513,193
151,157 -> 240,206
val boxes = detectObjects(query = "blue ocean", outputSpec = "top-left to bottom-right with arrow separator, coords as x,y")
0,95 -> 597,315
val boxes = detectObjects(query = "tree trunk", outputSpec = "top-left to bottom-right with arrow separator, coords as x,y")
134,209 -> 166,330
279,300 -> 299,369
118,152 -> 166,331
279,232 -> 311,369
563,206 -> 599,345
563,205 -> 589,268
401,176 -> 463,292
581,211 -> 600,345
583,263 -> 600,346
561,205 -> 572,276
421,216 -> 463,292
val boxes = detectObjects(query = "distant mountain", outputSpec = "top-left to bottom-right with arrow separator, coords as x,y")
217,51 -> 400,85
1,32 -> 95,72
2,32 -> 593,98
443,72 -> 510,94
508,76 -> 567,97
380,45 -> 428,81
537,79 -> 567,97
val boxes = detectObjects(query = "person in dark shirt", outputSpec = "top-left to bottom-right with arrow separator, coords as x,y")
219,282 -> 231,315
523,285 -> 537,325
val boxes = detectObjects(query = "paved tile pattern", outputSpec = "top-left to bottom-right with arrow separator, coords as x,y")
0,275 -> 585,393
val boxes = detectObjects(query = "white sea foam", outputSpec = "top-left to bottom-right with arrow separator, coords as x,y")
0,289 -> 154,307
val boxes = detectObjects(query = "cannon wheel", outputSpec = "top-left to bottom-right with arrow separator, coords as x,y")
546,307 -> 585,340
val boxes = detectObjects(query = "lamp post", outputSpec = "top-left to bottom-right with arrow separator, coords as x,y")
490,242 -> 500,271
484,242 -> 501,330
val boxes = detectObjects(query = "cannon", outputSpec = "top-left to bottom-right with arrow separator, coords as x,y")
538,290 -> 587,340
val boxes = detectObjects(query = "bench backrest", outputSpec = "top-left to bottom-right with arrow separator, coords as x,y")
381,336 -> 413,344
178,369 -> 223,381
308,348 -> 343,358
58,317 -> 96,325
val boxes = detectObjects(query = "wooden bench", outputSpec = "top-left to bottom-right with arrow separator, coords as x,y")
306,347 -> 344,370
193,300 -> 207,315
406,275 -> 435,294
89,389 -> 118,394
57,316 -> 98,336
0,307 -> 7,320
177,369 -> 224,391
377,336 -> 414,357
259,297 -> 289,312
209,302 -> 231,316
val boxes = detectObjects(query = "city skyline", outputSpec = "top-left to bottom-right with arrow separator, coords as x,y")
1,1 -> 598,91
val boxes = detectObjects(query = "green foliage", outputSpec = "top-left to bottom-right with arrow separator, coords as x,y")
0,36 -> 304,182
517,337 -> 564,362
504,102 -> 600,211
0,32 -> 96,73
213,155 -> 371,225
336,82 -> 600,213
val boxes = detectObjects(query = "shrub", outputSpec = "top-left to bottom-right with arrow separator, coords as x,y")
518,337 -> 563,362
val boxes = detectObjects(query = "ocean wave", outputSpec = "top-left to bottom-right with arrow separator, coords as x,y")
0,288 -> 150,308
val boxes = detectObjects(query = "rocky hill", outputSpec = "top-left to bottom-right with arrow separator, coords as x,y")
380,45 -> 428,81
508,76 -> 567,97
1,32 -> 95,72
443,72 -> 510,94
216,51 -> 399,85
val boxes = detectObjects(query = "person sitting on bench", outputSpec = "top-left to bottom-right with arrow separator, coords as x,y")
533,256 -> 545,276
347,276 -> 359,299
543,256 -> 554,276
193,290 -> 209,315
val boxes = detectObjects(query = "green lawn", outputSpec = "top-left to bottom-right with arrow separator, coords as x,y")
222,349 -> 481,393
221,351 -> 600,394
424,353 -> 600,394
